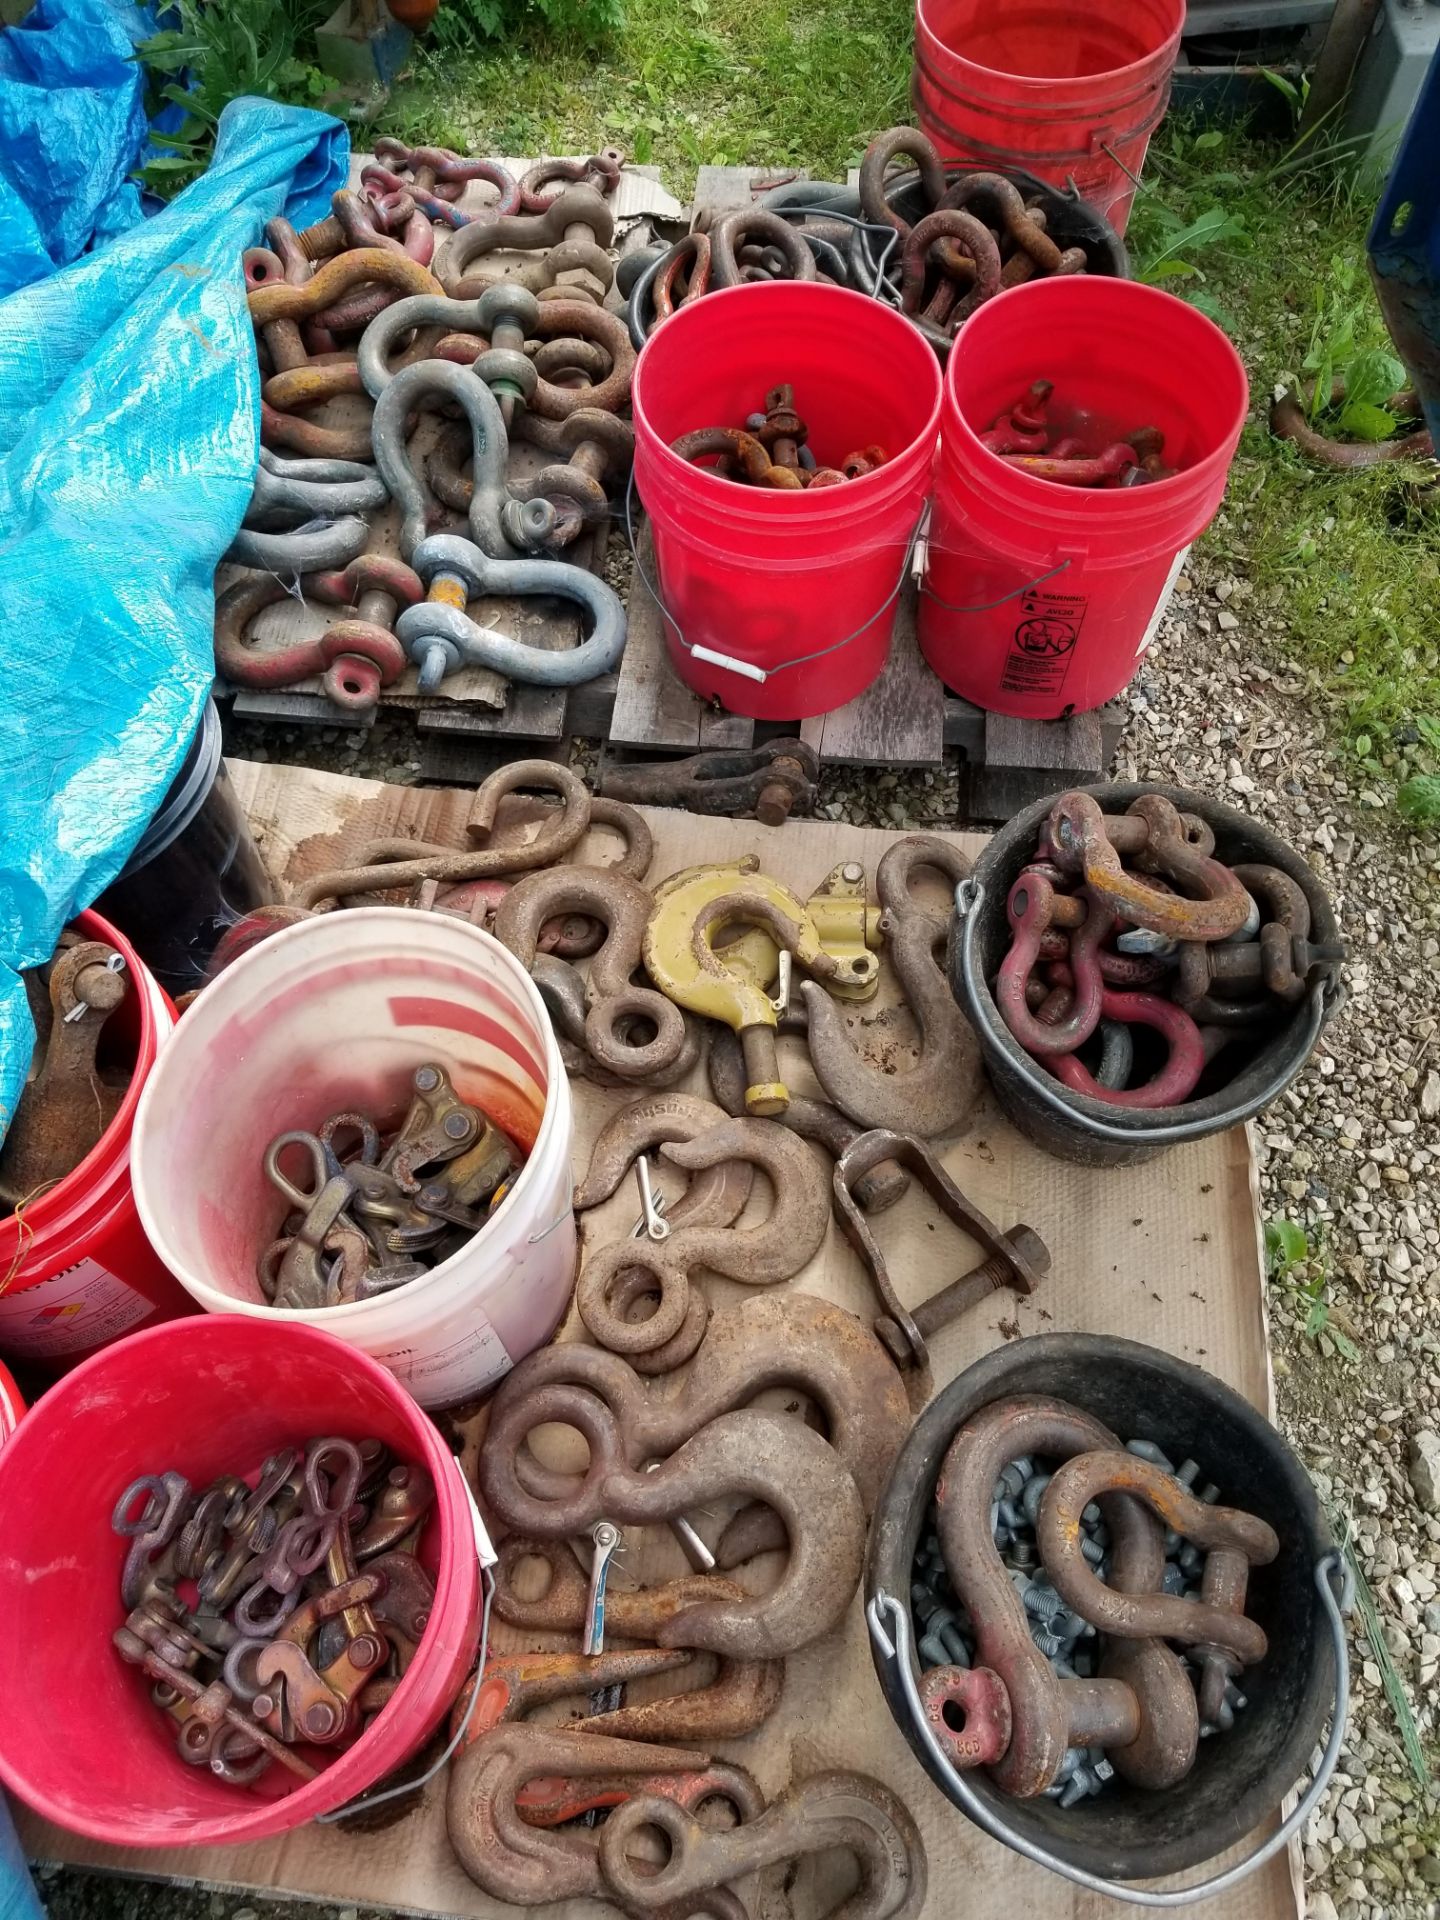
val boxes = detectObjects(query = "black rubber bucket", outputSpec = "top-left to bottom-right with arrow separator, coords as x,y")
866,1334 -> 1349,1898
947,782 -> 1345,1167
886,163 -> 1129,282
95,700 -> 276,998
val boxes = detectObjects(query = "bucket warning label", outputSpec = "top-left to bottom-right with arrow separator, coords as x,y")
1000,583 -> 1089,699
0,1258 -> 155,1360
375,1313 -> 513,1409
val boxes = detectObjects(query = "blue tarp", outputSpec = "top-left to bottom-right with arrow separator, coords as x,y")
0,79 -> 347,1140
0,0 -> 150,299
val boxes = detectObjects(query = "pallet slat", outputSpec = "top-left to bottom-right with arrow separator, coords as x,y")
799,586 -> 943,768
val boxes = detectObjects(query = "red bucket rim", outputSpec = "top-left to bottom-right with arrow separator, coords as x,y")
939,277 -> 1248,521
633,280 -> 944,514
914,0 -> 1186,94
0,1313 -> 479,1844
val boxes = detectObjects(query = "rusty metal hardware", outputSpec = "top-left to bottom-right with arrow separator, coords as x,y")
1048,792 -> 1251,943
1004,875 -> 1112,1057
479,1391 -> 866,1657
802,835 -> 983,1137
445,1722 -> 747,1907
575,1091 -> 754,1230
520,148 -> 624,212
492,868 -> 685,1081
932,1396 -> 1202,1795
436,298 -> 637,419
598,1769 -> 928,1920
673,425 -> 805,488
289,759 -> 591,914
463,1566 -> 782,1745
900,209 -> 1002,325
859,127 -> 948,238
643,857 -> 851,1114
212,564 -> 418,715
258,1131 -> 363,1309
1036,1449 -> 1279,1723
439,185 -> 616,302
499,1292 -> 909,1566
1173,922 -> 1345,1020
1038,984 -> 1207,1108
706,1024 -> 909,1214
530,955 -> 701,1098
575,1117 -> 830,1360
113,1435 -> 429,1786
428,409 -> 632,549
652,231 -> 712,324
369,140 -> 523,226
450,1644 -> 691,1754
287,183 -> 435,267
833,1130 -> 1047,1370
248,248 -> 443,330
0,938 -> 129,1209
571,1092 -> 750,1365
114,1627 -> 318,1782
707,208 -> 820,288
599,739 -> 819,827
1001,444 -> 1138,485
397,532 -> 627,693
1270,377 -> 1431,468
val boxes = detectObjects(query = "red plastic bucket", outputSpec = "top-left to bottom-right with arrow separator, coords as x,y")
920,278 -> 1247,720
913,0 -> 1184,235
0,1315 -> 483,1846
632,282 -> 942,721
0,908 -> 194,1374
0,1359 -> 22,1446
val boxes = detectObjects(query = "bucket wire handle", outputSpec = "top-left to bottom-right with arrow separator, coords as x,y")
623,468 -> 925,684
867,1549 -> 1351,1908
952,877 -> 1333,1147
920,557 -> 1072,615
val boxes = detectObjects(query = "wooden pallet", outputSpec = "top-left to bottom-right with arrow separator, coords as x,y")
227,155 -> 1126,815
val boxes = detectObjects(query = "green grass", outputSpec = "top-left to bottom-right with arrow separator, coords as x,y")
385,0 -> 911,187
1120,122 -> 1440,797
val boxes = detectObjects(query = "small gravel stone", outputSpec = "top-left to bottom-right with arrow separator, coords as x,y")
1408,1432 -> 1440,1513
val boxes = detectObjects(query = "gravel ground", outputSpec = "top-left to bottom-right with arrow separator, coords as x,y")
38,554 -> 1440,1919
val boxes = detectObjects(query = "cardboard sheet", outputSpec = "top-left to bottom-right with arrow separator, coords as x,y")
16,764 -> 1297,1920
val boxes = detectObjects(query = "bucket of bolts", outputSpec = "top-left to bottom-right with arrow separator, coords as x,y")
865,1333 -> 1349,1893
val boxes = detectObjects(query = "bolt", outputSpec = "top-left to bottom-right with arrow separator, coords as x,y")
1022,1473 -> 1052,1527
1179,1542 -> 1202,1575
1081,1535 -> 1106,1567
1056,1610 -> 1090,1642
917,1631 -> 951,1670
305,1700 -> 341,1738
1164,1528 -> 1181,1555
1058,1770 -> 1091,1809
1010,1541 -> 1036,1570
1030,1627 -> 1064,1658
1081,1502 -> 1101,1528
414,1065 -> 441,1092
1162,1563 -> 1185,1596
1200,1483 -> 1221,1505
1126,1439 -> 1175,1473
938,1623 -> 971,1667
1091,1755 -> 1115,1787
1023,1582 -> 1064,1622
1177,1459 -> 1201,1488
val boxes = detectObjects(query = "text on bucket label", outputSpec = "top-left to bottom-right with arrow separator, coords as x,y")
1001,582 -> 1089,699
375,1313 -> 513,1407
0,1259 -> 156,1359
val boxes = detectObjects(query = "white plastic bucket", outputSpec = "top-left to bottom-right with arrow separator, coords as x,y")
131,908 -> 576,1407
